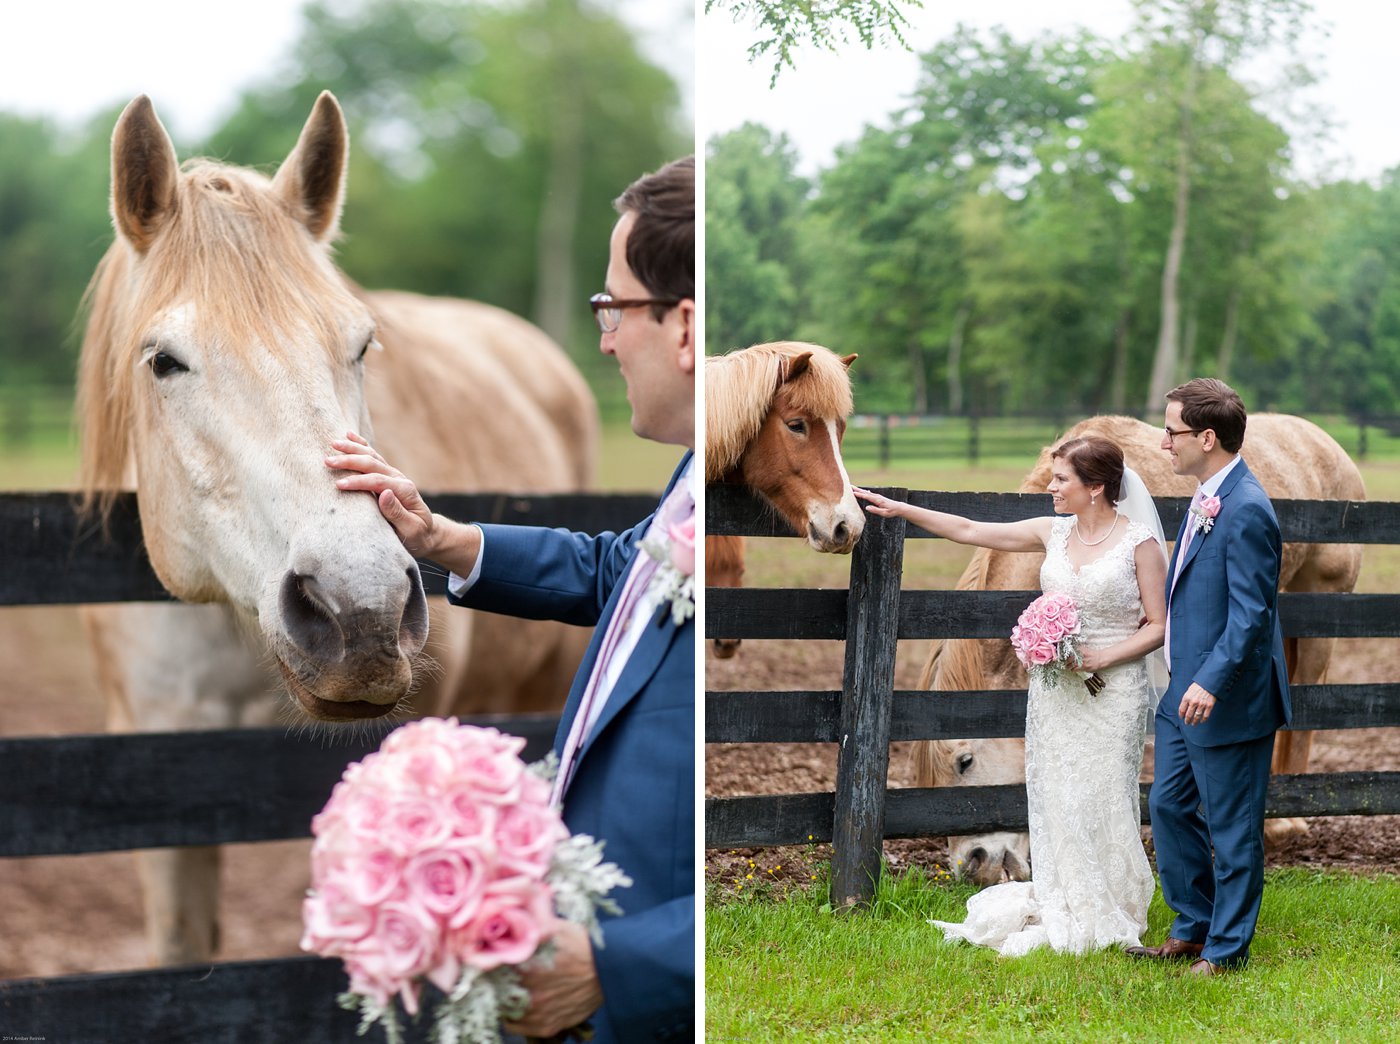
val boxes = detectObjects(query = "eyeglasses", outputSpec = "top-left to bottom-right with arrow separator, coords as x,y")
589,292 -> 679,333
1163,426 -> 1204,440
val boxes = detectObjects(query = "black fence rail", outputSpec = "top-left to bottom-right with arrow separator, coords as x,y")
0,489 -> 650,1041
704,483 -> 1400,906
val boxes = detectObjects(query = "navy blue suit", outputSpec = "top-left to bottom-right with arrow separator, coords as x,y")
448,454 -> 694,1043
1152,458 -> 1289,967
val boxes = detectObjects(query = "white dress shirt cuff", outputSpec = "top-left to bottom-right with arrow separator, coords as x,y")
446,524 -> 486,597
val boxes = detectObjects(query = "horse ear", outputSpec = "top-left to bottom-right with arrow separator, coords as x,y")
273,91 -> 348,243
778,351 -> 814,390
111,96 -> 180,254
841,353 -> 858,369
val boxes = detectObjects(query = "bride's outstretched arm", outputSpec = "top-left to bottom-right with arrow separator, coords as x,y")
1078,539 -> 1168,672
852,487 -> 1049,553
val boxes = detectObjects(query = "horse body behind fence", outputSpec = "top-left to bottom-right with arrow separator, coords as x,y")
704,342 -> 863,657
917,414 -> 1365,886
76,93 -> 598,962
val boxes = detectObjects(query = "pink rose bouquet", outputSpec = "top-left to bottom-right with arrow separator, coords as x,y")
1010,592 -> 1105,696
302,718 -> 631,1043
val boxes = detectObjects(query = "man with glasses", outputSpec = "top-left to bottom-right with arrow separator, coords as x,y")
1127,377 -> 1289,978
327,157 -> 695,1041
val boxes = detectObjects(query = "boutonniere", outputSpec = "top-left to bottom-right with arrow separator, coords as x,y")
639,513 -> 695,626
1191,494 -> 1222,536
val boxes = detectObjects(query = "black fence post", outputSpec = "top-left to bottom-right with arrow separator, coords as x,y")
830,490 -> 907,908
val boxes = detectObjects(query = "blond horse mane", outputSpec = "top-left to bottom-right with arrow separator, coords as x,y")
704,341 -> 855,483
77,160 -> 360,517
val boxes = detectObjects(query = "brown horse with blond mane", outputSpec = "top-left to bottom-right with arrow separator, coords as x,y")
917,414 -> 1364,886
705,342 -> 864,655
76,93 -> 597,963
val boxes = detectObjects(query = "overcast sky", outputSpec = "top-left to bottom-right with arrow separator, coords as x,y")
0,0 -> 693,143
700,0 -> 1400,185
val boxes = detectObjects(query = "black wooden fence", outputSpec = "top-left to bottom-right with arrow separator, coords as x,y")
0,490 -> 653,1043
705,483 -> 1400,907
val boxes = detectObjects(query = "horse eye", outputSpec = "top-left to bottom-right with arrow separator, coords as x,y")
149,351 -> 188,378
355,337 -> 377,364
785,419 -> 807,435
956,753 -> 974,775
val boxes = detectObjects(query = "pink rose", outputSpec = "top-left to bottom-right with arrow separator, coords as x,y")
1058,605 -> 1079,633
495,801 -> 568,879
455,746 -> 525,806
669,515 -> 696,576
337,846 -> 403,907
454,878 -> 555,971
404,847 -> 489,923
1028,641 -> 1056,666
369,899 -> 442,982
384,797 -> 453,855
440,783 -> 500,842
1200,495 -> 1221,518
301,881 -> 374,952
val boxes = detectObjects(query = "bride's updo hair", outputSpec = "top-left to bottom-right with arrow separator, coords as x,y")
1052,435 -> 1125,505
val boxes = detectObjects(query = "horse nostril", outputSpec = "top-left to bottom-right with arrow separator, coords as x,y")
399,567 -> 429,654
964,847 -> 986,877
833,521 -> 849,546
279,571 -> 346,661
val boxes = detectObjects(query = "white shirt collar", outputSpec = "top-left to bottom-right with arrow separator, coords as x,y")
1199,452 -> 1243,498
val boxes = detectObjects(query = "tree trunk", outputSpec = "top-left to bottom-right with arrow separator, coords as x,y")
532,0 -> 584,349
907,335 -> 929,413
1216,283 -> 1243,380
1145,35 -> 1204,412
947,300 -> 970,414
1109,239 -> 1131,413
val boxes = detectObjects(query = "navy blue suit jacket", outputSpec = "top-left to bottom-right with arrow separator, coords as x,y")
1163,458 -> 1290,746
447,453 -> 694,1044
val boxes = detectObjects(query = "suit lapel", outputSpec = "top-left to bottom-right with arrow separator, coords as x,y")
1170,457 -> 1251,597
563,451 -> 693,763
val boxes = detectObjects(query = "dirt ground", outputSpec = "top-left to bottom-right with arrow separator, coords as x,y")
705,635 -> 1400,894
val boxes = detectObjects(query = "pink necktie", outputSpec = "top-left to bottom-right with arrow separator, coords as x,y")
552,481 -> 693,803
1165,487 -> 1206,662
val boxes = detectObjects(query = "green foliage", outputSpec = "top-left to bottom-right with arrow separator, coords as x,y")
705,5 -> 1397,419
705,124 -> 808,354
706,0 -> 922,84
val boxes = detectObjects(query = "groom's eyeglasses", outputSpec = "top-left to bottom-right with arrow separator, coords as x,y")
589,292 -> 680,333
1164,426 -> 1204,440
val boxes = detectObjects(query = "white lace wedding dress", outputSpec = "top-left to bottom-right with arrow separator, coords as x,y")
932,516 -> 1158,956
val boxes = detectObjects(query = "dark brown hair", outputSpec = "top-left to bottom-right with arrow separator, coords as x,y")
614,155 -> 694,319
1165,377 -> 1247,453
1052,435 -> 1124,504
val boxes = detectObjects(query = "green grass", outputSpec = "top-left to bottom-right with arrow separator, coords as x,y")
0,418 -> 677,494
706,866 -> 1400,1041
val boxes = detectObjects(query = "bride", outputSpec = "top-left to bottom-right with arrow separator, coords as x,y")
854,435 -> 1167,955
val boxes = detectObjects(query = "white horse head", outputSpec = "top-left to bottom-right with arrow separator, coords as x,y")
79,93 -> 429,721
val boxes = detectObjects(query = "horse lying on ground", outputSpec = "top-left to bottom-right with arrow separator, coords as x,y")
915,414 -> 1364,886
704,342 -> 864,657
76,93 -> 598,962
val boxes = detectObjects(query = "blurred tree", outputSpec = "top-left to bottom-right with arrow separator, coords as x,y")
1124,0 -> 1314,410
204,0 -> 687,366
704,124 -> 807,354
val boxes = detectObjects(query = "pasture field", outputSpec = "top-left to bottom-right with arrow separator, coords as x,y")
0,417 -> 678,494
705,866 -> 1400,1041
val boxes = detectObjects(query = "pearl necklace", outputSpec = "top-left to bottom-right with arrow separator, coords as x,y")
1074,513 -> 1119,547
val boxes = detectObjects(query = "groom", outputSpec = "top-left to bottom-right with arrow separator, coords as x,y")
329,157 -> 695,1040
1128,378 -> 1290,975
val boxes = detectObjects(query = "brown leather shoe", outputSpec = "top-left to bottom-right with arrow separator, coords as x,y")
1124,937 -> 1205,960
1187,958 -> 1226,977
